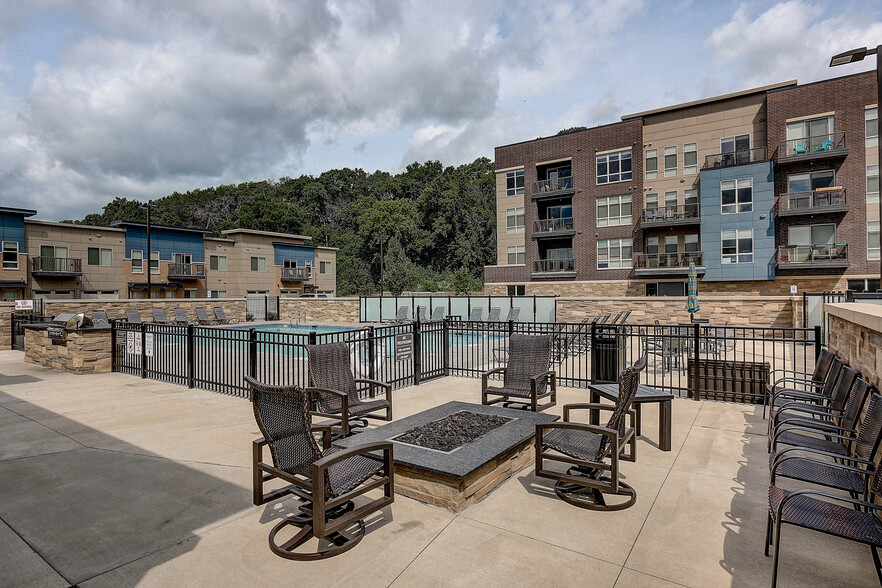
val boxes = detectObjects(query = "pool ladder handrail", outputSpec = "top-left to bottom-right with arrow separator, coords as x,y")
288,309 -> 307,326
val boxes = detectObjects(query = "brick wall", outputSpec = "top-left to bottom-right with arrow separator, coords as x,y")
826,303 -> 882,391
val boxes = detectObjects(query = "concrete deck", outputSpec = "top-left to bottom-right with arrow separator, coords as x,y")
0,350 -> 876,587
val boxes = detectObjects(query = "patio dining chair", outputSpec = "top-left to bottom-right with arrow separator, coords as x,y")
195,307 -> 218,325
125,309 -> 143,324
246,376 -> 394,560
765,348 -> 836,417
535,354 -> 647,511
306,342 -> 393,436
482,333 -> 556,412
152,308 -> 170,324
767,356 -> 844,431
213,307 -> 238,324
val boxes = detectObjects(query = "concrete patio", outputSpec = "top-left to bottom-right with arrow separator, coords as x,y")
0,349 -> 877,587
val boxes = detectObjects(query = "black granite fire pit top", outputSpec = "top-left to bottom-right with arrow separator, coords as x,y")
334,401 -> 558,480
391,411 -> 513,453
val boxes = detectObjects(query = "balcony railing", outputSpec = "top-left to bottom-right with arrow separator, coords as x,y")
534,258 -> 575,273
534,217 -> 575,234
703,147 -> 767,169
641,204 -> 700,225
778,132 -> 847,161
281,266 -> 312,281
777,187 -> 848,215
31,256 -> 82,276
777,244 -> 849,266
168,263 -> 206,279
532,177 -> 574,195
634,251 -> 703,270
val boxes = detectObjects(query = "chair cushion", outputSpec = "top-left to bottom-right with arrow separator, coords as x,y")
772,431 -> 849,456
769,486 -> 882,546
349,398 -> 391,417
485,384 -> 533,399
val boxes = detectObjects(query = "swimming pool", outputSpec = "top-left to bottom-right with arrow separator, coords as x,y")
228,324 -> 357,335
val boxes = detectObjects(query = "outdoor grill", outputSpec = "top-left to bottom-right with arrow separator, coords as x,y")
47,312 -> 94,341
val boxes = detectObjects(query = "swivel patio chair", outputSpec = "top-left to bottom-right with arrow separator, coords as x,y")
246,376 -> 394,560
213,306 -> 238,324
482,333 -> 556,412
172,308 -> 191,325
152,308 -> 170,324
125,309 -> 143,324
535,354 -> 647,511
430,306 -> 445,321
306,342 -> 393,436
195,307 -> 218,325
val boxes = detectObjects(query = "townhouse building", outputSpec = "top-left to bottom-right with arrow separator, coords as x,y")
485,71 -> 879,296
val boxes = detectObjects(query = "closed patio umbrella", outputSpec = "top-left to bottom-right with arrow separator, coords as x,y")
685,260 -> 700,321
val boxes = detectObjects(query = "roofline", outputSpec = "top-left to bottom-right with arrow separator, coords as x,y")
221,228 -> 312,241
314,246 -> 339,251
25,219 -> 125,233
203,236 -> 236,243
0,206 -> 37,217
272,241 -> 317,248
110,221 -> 212,234
766,69 -> 876,95
494,118 -> 640,152
621,80 -> 798,120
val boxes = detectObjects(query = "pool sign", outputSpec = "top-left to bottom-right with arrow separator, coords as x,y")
126,332 -> 143,355
394,333 -> 413,362
144,333 -> 154,357
14,300 -> 33,311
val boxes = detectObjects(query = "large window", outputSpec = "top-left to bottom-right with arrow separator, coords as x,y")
506,169 -> 524,196
684,233 -> 699,252
721,229 -> 753,264
645,149 -> 658,180
664,191 -> 678,212
596,149 -> 632,184
787,170 -> 835,193
210,290 -> 228,298
645,193 -> 658,211
209,254 -> 227,271
131,250 -> 143,274
2,241 -> 19,269
250,256 -> 267,272
870,221 -> 880,260
664,146 -> 677,177
847,278 -> 881,293
786,116 -> 834,153
596,195 -> 632,227
40,245 -> 68,258
684,189 -> 698,217
683,143 -> 697,175
721,178 -> 753,214
788,224 -> 835,246
507,245 -> 525,265
646,282 -> 686,296
320,261 -> 332,274
87,247 -> 112,266
597,238 -> 632,269
721,134 -> 749,155
506,207 -> 525,234
867,107 -> 878,148
869,165 -> 879,205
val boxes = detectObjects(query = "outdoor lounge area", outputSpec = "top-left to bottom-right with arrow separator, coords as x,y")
1,348 -> 878,587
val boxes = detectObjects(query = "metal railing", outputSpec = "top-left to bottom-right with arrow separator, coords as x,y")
534,217 -> 574,233
778,132 -> 847,158
168,263 -> 206,278
777,244 -> 849,264
532,177 -> 574,194
534,258 -> 575,272
777,187 -> 846,213
641,204 -> 700,223
703,147 -> 767,168
281,266 -> 311,280
31,257 -> 82,274
634,251 -> 703,269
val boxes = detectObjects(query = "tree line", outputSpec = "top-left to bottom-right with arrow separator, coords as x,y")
70,158 -> 498,296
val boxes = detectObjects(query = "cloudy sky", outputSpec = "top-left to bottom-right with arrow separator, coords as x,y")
2,0 -> 882,220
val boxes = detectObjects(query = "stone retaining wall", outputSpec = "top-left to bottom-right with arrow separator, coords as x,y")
43,298 -> 247,324
278,298 -> 360,323
825,303 -> 882,391
24,327 -> 113,374
0,302 -> 12,351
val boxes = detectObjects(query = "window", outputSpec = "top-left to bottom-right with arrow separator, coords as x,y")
786,116 -> 834,154
645,193 -> 658,211
597,238 -> 632,269
320,261 -> 332,274
721,134 -> 750,157
645,149 -> 658,180
2,241 -> 18,269
787,170 -> 835,193
250,256 -> 267,272
683,143 -> 697,175
664,191 -> 678,214
150,251 -> 159,274
507,285 -> 525,296
870,221 -> 880,260
506,207 -> 525,234
596,195 -> 632,227
645,282 -> 686,296
40,245 -> 68,258
788,224 -> 835,246
506,169 -> 525,196
210,290 -> 228,298
663,235 -> 678,254
184,289 -> 198,298
684,233 -> 699,252
596,149 -> 632,184
867,107 -> 878,148
847,278 -> 881,293
664,146 -> 677,177
646,237 -> 658,255
87,247 -> 112,266
684,189 -> 698,217
721,229 -> 753,264
721,178 -> 753,214
506,246 -> 525,265
131,250 -> 143,274
172,253 -> 191,266
869,165 -> 879,205
209,255 -> 227,271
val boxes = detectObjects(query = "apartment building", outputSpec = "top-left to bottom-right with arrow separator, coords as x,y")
0,211 -> 337,300
485,70 -> 879,296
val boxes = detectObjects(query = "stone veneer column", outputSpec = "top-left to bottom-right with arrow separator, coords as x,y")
825,303 -> 882,391
24,327 -> 113,375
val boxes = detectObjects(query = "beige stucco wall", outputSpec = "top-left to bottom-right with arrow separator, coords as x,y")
496,168 -> 525,265
313,248 -> 337,295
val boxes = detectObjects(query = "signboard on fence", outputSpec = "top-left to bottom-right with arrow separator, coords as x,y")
394,333 -> 413,362
126,331 -> 143,356
144,333 -> 154,357
14,300 -> 33,311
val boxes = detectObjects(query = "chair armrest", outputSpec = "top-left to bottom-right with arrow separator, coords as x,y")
772,453 -> 876,479
482,367 -> 507,392
772,415 -> 848,437
312,425 -> 333,450
314,441 -> 394,470
776,488 -> 882,518
772,424 -> 855,445
482,367 -> 507,377
355,378 -> 392,392
537,420 -> 618,440
562,402 -> 616,422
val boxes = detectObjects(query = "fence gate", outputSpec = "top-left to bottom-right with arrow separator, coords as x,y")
246,295 -> 279,321
803,292 -> 844,344
11,312 -> 50,350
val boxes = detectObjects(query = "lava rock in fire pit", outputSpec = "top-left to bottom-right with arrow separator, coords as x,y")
394,411 -> 512,452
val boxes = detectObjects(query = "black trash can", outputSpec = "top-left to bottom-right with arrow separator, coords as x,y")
591,325 -> 624,383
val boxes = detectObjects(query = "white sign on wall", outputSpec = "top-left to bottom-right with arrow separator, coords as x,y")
14,300 -> 34,311
144,333 -> 154,357
126,332 -> 143,355
790,285 -> 798,295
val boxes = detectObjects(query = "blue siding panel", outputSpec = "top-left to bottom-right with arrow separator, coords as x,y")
124,227 -> 205,261
0,213 -> 26,249
273,244 -> 314,267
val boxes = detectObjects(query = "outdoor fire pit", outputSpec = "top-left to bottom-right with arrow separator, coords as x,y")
335,401 -> 557,512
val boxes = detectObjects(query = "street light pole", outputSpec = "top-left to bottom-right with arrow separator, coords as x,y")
830,45 -> 881,290
141,200 -> 155,298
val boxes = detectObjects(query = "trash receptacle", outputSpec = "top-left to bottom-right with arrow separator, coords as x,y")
591,325 -> 625,383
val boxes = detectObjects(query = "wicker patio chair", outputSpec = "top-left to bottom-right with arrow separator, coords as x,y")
306,342 -> 393,436
195,307 -> 218,325
152,308 -> 170,324
766,459 -> 882,587
125,309 -> 143,324
535,354 -> 647,511
482,333 -> 556,411
172,308 -> 190,325
246,376 -> 394,560
764,348 -> 836,417
212,306 -> 238,324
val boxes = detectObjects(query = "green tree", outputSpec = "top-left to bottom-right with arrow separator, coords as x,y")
557,126 -> 588,135
383,237 -> 417,295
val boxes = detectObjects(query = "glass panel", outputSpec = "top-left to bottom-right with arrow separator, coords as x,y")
788,173 -> 810,193
809,117 -> 830,138
40,245 -> 54,258
88,248 -> 99,265
786,122 -> 805,141
735,135 -> 750,151
789,226 -> 811,245
812,171 -> 835,189
812,224 -> 835,245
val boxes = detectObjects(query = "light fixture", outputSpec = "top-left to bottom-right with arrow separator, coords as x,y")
829,46 -> 870,66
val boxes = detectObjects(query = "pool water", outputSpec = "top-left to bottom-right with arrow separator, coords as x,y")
229,324 -> 356,335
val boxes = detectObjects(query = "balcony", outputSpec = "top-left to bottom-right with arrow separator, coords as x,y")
776,187 -> 849,217
281,266 -> 312,281
640,204 -> 700,228
776,132 -> 848,165
533,217 -> 575,239
703,147 -> 767,169
168,263 -> 206,280
532,258 -> 576,278
531,177 -> 574,200
633,252 -> 705,277
30,257 -> 82,278
776,244 -> 850,270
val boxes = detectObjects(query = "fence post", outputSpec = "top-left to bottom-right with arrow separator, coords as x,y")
814,325 -> 822,359
110,320 -> 116,372
413,319 -> 422,386
692,322 -> 701,400
187,324 -> 195,388
368,326 -> 376,381
248,328 -> 257,379
589,321 -> 598,383
508,319 -> 515,336
140,323 -> 147,379
442,318 -> 450,376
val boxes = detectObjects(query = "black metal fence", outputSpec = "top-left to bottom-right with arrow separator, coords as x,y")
111,318 -> 821,403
